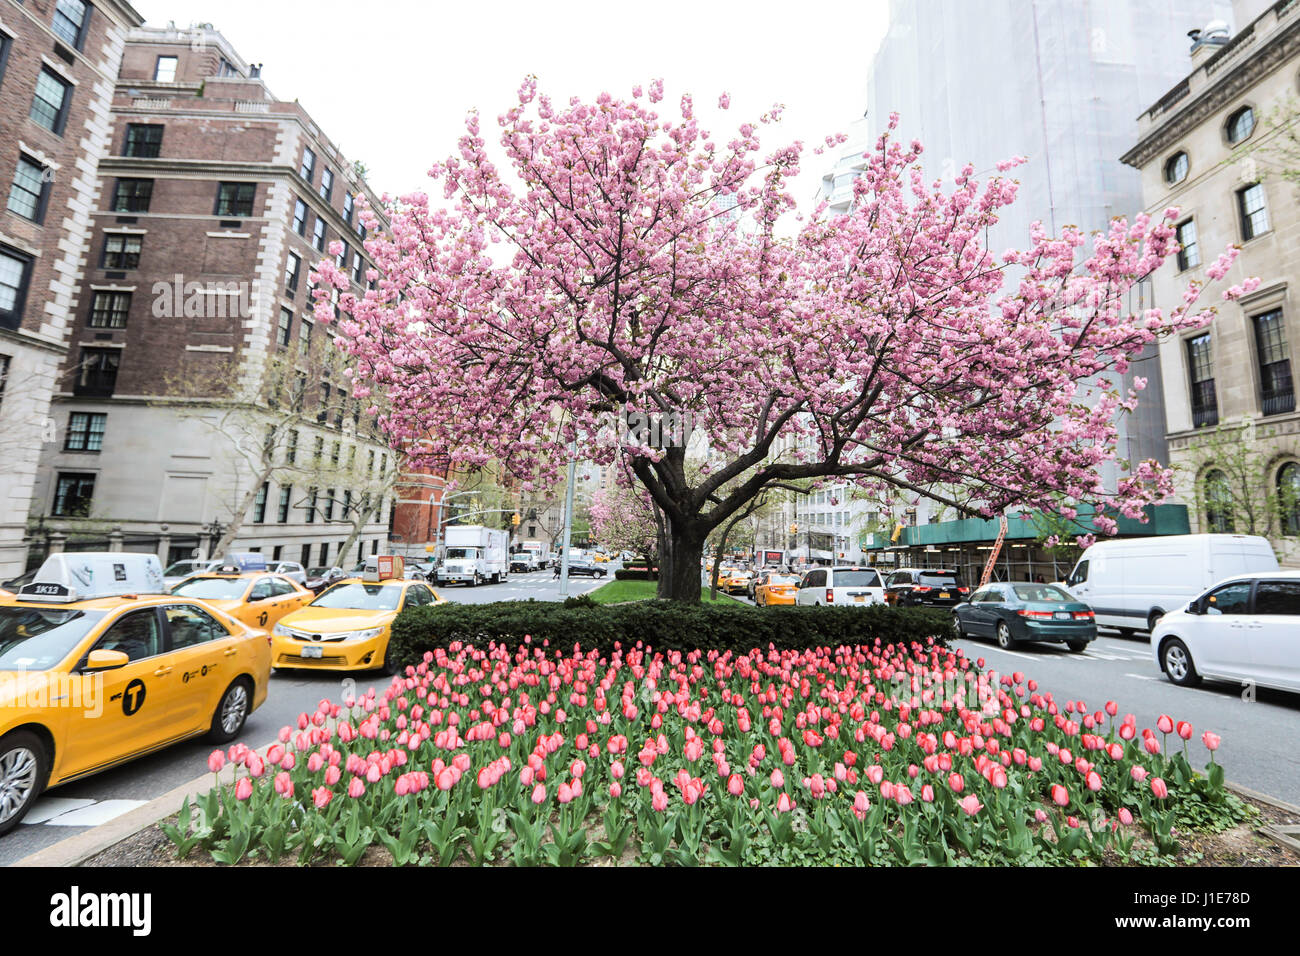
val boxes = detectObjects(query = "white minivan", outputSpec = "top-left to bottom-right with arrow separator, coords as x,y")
1152,571 -> 1300,693
1059,534 -> 1279,634
795,566 -> 885,607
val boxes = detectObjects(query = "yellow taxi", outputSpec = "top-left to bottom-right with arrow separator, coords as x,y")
169,563 -> 313,632
0,553 -> 271,836
754,571 -> 802,606
719,567 -> 753,595
270,556 -> 442,675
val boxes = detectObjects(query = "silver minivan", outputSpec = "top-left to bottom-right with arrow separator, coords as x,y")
795,566 -> 885,607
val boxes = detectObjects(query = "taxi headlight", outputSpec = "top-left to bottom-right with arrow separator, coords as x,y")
339,627 -> 384,642
273,623 -> 293,637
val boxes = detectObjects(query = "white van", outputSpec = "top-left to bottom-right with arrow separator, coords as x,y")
1059,534 -> 1279,634
795,566 -> 885,607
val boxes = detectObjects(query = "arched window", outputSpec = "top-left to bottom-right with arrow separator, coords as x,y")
1203,469 -> 1235,533
1279,462 -> 1300,536
1164,151 -> 1189,185
1226,106 -> 1255,144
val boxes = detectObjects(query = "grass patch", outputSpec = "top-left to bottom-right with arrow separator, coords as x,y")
585,578 -> 745,604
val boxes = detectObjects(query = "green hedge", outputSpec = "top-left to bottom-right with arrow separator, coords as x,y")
389,601 -> 953,663
614,568 -> 658,581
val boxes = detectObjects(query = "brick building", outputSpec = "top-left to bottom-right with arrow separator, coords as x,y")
0,0 -> 143,579
28,23 -> 396,571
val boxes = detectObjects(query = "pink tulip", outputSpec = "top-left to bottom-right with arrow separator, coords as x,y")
728,774 -> 744,796
349,777 -> 366,798
1176,721 -> 1193,741
324,766 -> 341,787
207,751 -> 226,773
1202,731 -> 1220,752
1151,777 -> 1168,799
609,782 -> 621,798
235,777 -> 253,801
1086,771 -> 1102,792
1051,784 -> 1069,807
312,786 -> 332,809
948,772 -> 964,794
652,790 -> 669,813
770,768 -> 784,788
1157,714 -> 1174,734
1118,807 -> 1134,826
273,771 -> 293,798
531,784 -> 546,804
959,795 -> 982,816
776,793 -> 794,813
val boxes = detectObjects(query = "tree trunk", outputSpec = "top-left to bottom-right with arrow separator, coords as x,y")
211,462 -> 274,557
655,520 -> 704,603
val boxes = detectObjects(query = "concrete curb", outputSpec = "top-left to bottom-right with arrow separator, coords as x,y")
12,763 -> 1299,868
10,737 -> 277,868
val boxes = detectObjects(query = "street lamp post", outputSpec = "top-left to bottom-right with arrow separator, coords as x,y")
558,446 -> 577,597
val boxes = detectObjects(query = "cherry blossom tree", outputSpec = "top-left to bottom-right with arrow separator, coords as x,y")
588,482 -> 659,565
314,78 -> 1257,602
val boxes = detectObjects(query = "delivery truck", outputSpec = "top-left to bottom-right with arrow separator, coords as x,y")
435,525 -> 509,586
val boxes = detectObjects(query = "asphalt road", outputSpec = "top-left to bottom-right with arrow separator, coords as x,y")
0,568 -> 612,865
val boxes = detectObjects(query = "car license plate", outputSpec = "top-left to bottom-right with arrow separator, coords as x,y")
1054,611 -> 1071,620
939,592 -> 950,599
854,595 -> 865,603
302,645 -> 323,658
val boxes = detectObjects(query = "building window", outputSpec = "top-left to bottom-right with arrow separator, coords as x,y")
88,290 -> 130,328
154,55 -> 178,82
277,307 -> 293,347
352,251 -> 365,284
0,246 -> 33,331
53,1 -> 91,49
0,35 -> 11,89
1254,309 -> 1295,415
1202,469 -> 1235,534
52,473 -> 95,516
335,240 -> 349,270
284,251 -> 301,294
312,217 -> 327,253
74,348 -> 120,396
1164,151 -> 1188,185
300,147 -> 315,183
292,198 -> 308,235
320,167 -> 333,202
299,316 -> 313,349
252,482 -> 268,523
277,486 -> 291,523
324,490 -> 336,521
124,124 -> 163,158
343,191 -> 354,224
318,383 -> 331,423
111,178 -> 153,213
286,429 -> 298,464
300,543 -> 312,566
1238,183 -> 1269,241
215,182 -> 256,217
1226,106 -> 1255,144
64,412 -> 106,451
30,68 -> 72,134
1279,463 -> 1300,536
306,487 -> 318,523
101,234 -> 142,270
8,156 -> 50,222
1175,219 -> 1199,271
1186,333 -> 1217,428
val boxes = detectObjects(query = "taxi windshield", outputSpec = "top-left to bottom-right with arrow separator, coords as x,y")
310,583 -> 401,611
0,606 -> 106,671
170,577 -> 249,600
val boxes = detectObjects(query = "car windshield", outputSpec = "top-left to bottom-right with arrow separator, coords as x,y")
445,548 -> 478,560
919,572 -> 961,586
833,570 -> 881,587
0,607 -> 106,671
767,575 -> 801,586
1012,584 -> 1074,603
170,577 -> 249,600
163,562 -> 196,576
310,583 -> 401,611
307,568 -> 334,577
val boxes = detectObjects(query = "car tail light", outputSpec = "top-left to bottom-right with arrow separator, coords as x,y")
915,586 -> 932,593
826,589 -> 834,604
1072,611 -> 1094,620
958,587 -> 970,594
1017,609 -> 1054,619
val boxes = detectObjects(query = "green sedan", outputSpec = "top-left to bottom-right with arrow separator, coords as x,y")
952,583 -> 1097,652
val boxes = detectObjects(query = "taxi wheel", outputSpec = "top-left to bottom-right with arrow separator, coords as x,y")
207,679 -> 252,744
0,731 -> 49,837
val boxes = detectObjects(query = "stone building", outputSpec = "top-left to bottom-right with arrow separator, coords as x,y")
27,23 -> 395,571
1122,0 -> 1300,566
0,0 -> 143,579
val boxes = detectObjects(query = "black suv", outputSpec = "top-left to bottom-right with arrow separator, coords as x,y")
884,568 -> 969,607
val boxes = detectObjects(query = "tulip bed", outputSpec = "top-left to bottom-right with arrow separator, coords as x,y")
165,637 -> 1248,866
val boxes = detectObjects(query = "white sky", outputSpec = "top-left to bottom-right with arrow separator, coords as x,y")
130,0 -> 890,207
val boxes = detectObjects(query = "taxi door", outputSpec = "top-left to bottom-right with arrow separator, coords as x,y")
57,607 -> 181,778
263,577 -> 311,628
241,576 -> 297,631
161,603 -> 244,733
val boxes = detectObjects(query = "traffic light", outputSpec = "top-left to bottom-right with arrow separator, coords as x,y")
789,523 -> 798,534
511,512 -> 520,527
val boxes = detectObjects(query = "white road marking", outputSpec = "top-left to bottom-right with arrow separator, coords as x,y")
965,645 -> 1040,662
41,798 -> 147,827
21,797 -> 96,824
1124,673 -> 1159,681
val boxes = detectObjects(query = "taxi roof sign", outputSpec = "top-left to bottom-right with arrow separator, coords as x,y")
17,552 -> 166,603
362,555 -> 404,582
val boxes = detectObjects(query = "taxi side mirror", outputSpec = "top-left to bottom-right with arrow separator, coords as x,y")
85,649 -> 129,671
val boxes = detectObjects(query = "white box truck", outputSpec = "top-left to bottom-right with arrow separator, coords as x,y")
436,525 -> 509,586
521,540 -> 546,570
1058,533 -> 1279,634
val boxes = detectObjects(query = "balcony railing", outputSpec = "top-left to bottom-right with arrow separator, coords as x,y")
1261,386 -> 1296,416
1191,379 -> 1218,427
